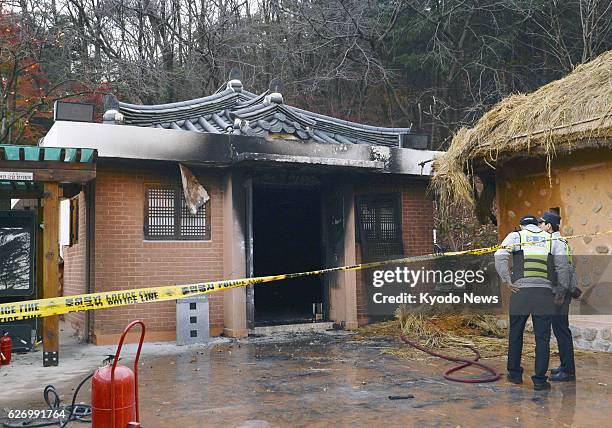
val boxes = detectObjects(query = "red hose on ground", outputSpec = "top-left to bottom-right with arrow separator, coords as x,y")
399,333 -> 501,383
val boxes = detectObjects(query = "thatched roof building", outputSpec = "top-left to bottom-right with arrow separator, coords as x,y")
433,50 -> 612,215
433,53 -> 611,336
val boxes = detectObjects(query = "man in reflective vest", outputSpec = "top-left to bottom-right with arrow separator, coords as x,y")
539,211 -> 576,382
495,215 -> 570,390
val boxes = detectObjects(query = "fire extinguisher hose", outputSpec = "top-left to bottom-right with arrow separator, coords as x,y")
399,333 -> 501,383
2,372 -> 94,428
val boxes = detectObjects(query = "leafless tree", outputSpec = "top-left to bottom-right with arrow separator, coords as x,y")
1,0 -> 610,146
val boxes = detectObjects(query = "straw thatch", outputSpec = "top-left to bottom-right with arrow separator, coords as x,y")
433,50 -> 612,211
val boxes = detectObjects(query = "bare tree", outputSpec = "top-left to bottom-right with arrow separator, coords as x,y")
1,0 -> 610,145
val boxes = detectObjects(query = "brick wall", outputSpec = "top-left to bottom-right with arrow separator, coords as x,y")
353,176 -> 434,325
64,163 -> 225,344
62,192 -> 88,339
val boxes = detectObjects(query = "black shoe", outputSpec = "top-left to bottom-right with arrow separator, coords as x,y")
550,371 -> 576,382
507,374 -> 523,384
533,381 -> 552,391
550,366 -> 562,375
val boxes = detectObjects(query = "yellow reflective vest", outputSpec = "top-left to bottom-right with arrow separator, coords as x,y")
511,229 -> 554,282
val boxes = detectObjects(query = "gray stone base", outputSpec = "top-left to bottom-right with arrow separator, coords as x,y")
568,320 -> 611,352
496,317 -> 612,352
252,322 -> 334,335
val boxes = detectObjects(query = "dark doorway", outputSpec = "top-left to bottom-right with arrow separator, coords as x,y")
253,186 -> 323,325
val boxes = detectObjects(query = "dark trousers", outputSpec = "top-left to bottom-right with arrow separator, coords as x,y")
508,287 -> 554,384
552,295 -> 575,374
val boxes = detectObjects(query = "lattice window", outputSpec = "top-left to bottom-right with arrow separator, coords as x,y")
356,194 -> 403,261
144,185 -> 210,240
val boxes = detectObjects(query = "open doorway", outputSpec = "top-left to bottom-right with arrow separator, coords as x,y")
252,185 -> 323,325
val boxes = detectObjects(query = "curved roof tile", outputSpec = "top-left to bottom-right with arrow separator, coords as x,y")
108,82 -> 410,146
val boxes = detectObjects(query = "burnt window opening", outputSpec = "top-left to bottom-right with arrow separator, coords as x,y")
144,185 -> 210,240
356,194 -> 404,262
69,197 -> 79,246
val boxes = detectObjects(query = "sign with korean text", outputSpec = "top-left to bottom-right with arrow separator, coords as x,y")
0,171 -> 34,181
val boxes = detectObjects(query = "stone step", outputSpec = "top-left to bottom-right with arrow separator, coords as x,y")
251,322 -> 335,335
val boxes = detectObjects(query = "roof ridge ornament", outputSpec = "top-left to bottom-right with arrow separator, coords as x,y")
102,93 -> 125,124
102,110 -> 124,125
264,77 -> 283,104
264,92 -> 283,104
227,67 -> 243,92
227,79 -> 243,92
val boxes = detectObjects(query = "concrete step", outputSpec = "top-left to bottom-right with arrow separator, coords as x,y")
251,322 -> 335,335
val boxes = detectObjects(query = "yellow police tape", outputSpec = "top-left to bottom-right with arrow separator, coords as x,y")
1,230 -> 610,323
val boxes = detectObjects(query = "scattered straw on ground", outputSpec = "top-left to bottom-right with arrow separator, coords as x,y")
357,307 -> 559,361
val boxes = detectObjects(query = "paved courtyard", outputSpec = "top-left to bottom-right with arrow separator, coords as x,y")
1,329 -> 610,427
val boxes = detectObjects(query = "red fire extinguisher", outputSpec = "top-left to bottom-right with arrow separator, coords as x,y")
0,333 -> 11,366
91,320 -> 145,428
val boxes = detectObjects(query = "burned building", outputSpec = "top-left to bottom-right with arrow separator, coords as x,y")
42,79 -> 438,344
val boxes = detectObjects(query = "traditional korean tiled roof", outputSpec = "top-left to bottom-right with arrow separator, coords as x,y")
103,80 -> 410,147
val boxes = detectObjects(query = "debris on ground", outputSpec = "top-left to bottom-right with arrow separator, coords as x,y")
2,328 -> 609,427
356,306 -> 559,361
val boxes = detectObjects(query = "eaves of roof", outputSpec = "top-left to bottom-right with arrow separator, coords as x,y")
43,121 -> 439,176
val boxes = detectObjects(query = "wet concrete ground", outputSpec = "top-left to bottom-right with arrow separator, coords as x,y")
2,330 -> 611,427
137,331 -> 610,427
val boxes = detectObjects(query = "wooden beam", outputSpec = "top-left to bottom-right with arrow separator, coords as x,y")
32,169 -> 96,183
42,182 -> 60,367
0,189 -> 44,199
0,160 -> 95,171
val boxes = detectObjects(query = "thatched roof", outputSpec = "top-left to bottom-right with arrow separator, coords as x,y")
433,50 -> 612,210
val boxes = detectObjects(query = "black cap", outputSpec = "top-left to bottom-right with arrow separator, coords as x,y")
540,211 -> 561,227
519,215 -> 539,226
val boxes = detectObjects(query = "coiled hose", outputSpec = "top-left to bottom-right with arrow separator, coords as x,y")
400,333 -> 501,383
2,372 -> 93,428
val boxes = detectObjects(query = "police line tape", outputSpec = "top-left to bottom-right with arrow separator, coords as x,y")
1,230 -> 610,323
